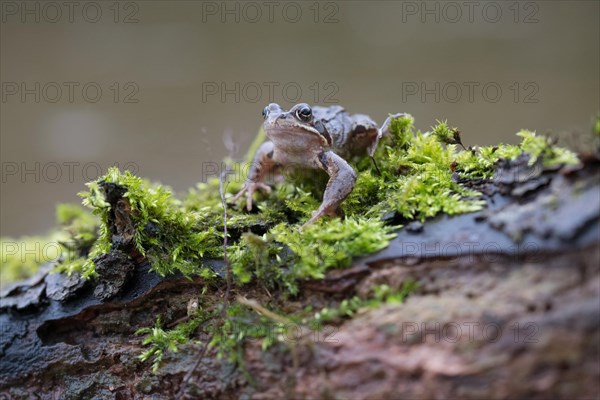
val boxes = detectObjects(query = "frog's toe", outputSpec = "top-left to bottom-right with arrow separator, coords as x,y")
301,214 -> 320,228
231,186 -> 252,210
246,193 -> 254,211
255,182 -> 272,193
302,205 -> 343,228
231,187 -> 248,203
244,182 -> 272,211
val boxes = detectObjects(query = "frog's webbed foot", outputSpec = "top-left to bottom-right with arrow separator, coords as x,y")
302,151 -> 356,228
230,141 -> 276,211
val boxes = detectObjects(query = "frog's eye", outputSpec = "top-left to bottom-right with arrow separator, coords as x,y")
296,105 -> 312,122
262,107 -> 269,120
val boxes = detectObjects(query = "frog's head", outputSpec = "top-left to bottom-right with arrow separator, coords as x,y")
262,103 -> 331,151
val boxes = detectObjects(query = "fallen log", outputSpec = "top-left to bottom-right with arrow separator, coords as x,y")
1,141 -> 598,399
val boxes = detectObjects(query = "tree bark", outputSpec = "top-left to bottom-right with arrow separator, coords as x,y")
1,156 -> 598,399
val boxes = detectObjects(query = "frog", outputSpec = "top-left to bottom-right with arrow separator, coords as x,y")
232,102 -> 403,227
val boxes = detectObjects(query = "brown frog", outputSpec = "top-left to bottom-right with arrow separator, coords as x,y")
232,103 -> 402,227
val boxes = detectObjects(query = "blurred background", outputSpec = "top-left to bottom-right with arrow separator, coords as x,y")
1,0 -> 598,236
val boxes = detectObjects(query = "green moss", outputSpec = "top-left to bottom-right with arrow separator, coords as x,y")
387,113 -> 414,150
136,316 -> 202,373
454,145 -> 520,180
60,117 -> 504,283
0,235 -> 58,285
271,218 -> 396,294
1,203 -> 99,285
2,111 -> 585,373
344,115 -> 487,221
80,169 -> 223,277
431,120 -> 465,149
309,279 -> 419,326
10,114 -> 578,290
453,130 -> 579,181
136,277 -> 421,373
517,130 -> 579,167
228,217 -> 397,295
207,302 -> 279,363
230,232 -> 282,287
126,117 -> 582,372
52,203 -> 100,277
371,279 -> 420,304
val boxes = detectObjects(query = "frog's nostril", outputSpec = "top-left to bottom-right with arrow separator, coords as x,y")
277,113 -> 287,120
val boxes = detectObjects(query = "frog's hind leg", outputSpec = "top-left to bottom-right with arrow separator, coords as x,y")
302,151 -> 356,228
379,113 -> 408,140
348,116 -> 380,157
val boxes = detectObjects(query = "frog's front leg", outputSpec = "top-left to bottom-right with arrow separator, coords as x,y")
302,151 -> 357,227
232,141 -> 276,211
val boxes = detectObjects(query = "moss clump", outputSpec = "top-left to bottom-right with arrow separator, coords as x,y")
72,159 -> 400,290
344,114 -> 486,221
309,279 -> 420,325
80,169 -> 223,278
454,145 -> 521,180
431,120 -> 466,149
207,302 -> 282,363
228,218 -> 396,295
517,130 -> 580,167
0,235 -> 58,285
230,232 -> 282,288
270,218 -> 396,294
136,316 -> 203,373
454,130 -> 579,181
1,204 -> 99,286
52,203 -> 100,277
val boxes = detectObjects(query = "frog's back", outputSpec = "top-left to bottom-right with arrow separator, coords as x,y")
312,105 -> 379,158
312,106 -> 350,150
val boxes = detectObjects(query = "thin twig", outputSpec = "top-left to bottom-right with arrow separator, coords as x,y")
180,164 -> 234,395
181,332 -> 214,389
220,166 -> 233,304
370,156 -> 382,175
166,315 -> 190,329
236,296 -> 295,326
236,295 -> 304,370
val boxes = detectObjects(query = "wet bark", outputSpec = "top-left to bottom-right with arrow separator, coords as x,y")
1,156 -> 599,399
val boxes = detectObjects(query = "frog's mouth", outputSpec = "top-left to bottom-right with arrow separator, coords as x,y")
266,117 -> 331,147
268,115 -> 320,135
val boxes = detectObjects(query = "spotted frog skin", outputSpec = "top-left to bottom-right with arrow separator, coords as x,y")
232,103 -> 402,227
